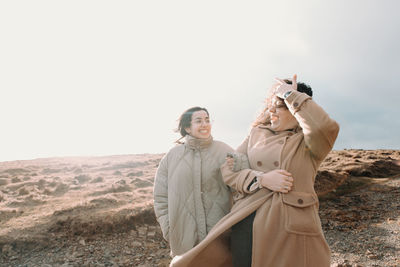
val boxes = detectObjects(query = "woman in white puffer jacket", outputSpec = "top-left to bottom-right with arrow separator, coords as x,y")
153,106 -> 233,257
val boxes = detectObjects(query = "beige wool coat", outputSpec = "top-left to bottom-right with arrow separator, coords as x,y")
170,91 -> 340,267
153,136 -> 233,256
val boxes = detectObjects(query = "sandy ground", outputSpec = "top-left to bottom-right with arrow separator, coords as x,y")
0,149 -> 399,266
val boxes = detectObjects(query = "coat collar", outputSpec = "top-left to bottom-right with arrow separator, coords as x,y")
257,124 -> 301,135
184,135 -> 213,150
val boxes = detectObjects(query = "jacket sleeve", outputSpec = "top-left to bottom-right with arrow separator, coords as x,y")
285,91 -> 340,162
153,154 -> 169,240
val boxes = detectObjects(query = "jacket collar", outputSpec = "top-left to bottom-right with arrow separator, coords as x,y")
185,135 -> 213,150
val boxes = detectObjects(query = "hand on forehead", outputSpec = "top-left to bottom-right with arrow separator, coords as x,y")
272,74 -> 298,99
274,74 -> 297,88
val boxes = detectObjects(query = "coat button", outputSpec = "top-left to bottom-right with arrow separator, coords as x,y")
273,161 -> 279,167
293,102 -> 299,108
297,198 -> 304,204
257,161 -> 262,167
278,140 -> 284,145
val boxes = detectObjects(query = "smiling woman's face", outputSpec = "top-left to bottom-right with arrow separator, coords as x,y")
268,97 -> 298,131
185,110 -> 212,139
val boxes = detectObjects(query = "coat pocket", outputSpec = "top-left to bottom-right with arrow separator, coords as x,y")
282,191 -> 320,236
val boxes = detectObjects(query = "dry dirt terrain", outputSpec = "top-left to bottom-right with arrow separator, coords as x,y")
0,149 -> 399,267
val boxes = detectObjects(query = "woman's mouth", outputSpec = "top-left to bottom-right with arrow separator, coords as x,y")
271,115 -> 278,122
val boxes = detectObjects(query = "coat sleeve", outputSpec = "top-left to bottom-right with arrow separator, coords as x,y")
235,132 -> 250,154
153,154 -> 169,240
285,91 -> 340,161
221,130 -> 264,197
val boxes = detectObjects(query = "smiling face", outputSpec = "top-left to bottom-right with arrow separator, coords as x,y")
185,110 -> 212,139
268,97 -> 298,131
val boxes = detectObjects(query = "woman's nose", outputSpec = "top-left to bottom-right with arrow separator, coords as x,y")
268,105 -> 275,113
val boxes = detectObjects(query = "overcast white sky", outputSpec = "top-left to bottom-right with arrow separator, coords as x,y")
1,0 -> 399,162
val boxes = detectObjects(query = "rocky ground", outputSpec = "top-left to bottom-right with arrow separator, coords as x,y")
0,149 -> 399,267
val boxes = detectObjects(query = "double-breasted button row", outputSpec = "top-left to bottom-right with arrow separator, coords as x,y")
257,161 -> 279,167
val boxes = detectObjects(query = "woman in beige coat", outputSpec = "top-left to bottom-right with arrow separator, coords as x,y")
153,106 -> 233,257
170,75 -> 339,267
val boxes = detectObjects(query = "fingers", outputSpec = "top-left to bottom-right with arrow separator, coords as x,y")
274,77 -> 285,85
226,158 -> 234,164
281,186 -> 290,193
281,178 -> 293,193
291,74 -> 297,84
281,183 -> 292,193
292,74 -> 297,90
274,170 -> 294,183
276,169 -> 292,176
282,188 -> 289,194
225,157 -> 234,170
283,181 -> 293,187
274,75 -> 298,89
283,180 -> 293,188
275,170 -> 294,191
285,176 -> 294,183
261,170 -> 294,193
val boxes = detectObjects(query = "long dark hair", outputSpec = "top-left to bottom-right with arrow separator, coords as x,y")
175,106 -> 209,143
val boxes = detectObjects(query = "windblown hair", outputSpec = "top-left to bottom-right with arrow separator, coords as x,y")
252,79 -> 313,127
175,106 -> 209,143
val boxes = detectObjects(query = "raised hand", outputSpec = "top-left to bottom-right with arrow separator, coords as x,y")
274,74 -> 298,99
